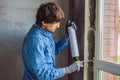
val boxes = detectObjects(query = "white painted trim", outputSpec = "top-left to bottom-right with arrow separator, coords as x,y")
94,0 -> 104,80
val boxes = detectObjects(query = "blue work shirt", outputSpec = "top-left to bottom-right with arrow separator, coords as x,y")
22,24 -> 68,80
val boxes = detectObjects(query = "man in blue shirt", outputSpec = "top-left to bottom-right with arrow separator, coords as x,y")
22,2 -> 82,80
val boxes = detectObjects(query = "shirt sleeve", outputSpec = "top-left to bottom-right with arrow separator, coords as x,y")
55,37 -> 69,55
27,38 -> 65,80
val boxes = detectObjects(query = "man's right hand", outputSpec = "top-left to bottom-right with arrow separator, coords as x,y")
64,62 -> 83,74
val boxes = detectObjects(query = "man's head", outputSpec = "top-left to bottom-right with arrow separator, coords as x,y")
36,2 -> 64,33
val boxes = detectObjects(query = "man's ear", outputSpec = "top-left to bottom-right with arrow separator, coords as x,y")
41,21 -> 45,26
42,21 -> 48,27
41,21 -> 48,29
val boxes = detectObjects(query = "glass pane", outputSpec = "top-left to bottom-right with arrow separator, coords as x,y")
99,71 -> 120,80
101,0 -> 120,65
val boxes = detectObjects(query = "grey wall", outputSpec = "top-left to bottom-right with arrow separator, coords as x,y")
0,0 -> 68,80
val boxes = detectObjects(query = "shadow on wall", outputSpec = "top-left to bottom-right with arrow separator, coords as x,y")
68,0 -> 85,80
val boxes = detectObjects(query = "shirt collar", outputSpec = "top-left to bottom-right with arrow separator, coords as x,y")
33,24 -> 52,38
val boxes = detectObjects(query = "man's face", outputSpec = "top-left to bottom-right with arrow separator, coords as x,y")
42,22 -> 60,33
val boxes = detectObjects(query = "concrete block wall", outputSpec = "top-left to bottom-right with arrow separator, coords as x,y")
103,0 -> 118,80
0,0 -> 69,80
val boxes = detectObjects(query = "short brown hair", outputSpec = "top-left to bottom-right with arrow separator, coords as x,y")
36,2 -> 64,25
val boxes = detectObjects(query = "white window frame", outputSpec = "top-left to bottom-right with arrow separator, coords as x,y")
95,0 -> 120,80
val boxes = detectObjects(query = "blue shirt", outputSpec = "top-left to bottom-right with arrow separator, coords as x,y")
22,24 -> 68,80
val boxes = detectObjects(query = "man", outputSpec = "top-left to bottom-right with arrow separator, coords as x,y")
22,2 -> 82,80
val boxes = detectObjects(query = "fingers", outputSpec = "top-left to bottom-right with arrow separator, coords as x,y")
77,63 -> 80,72
71,22 -> 77,30
76,62 -> 83,72
79,62 -> 83,67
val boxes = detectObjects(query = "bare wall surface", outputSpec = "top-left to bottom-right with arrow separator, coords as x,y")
0,0 -> 68,80
68,0 -> 85,80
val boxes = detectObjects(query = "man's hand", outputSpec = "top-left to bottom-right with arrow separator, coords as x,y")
64,62 -> 83,74
66,20 -> 77,32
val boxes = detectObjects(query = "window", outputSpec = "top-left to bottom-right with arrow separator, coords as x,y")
95,0 -> 120,80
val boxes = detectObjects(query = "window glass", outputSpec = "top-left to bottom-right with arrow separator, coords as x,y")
101,0 -> 120,64
99,71 -> 120,80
